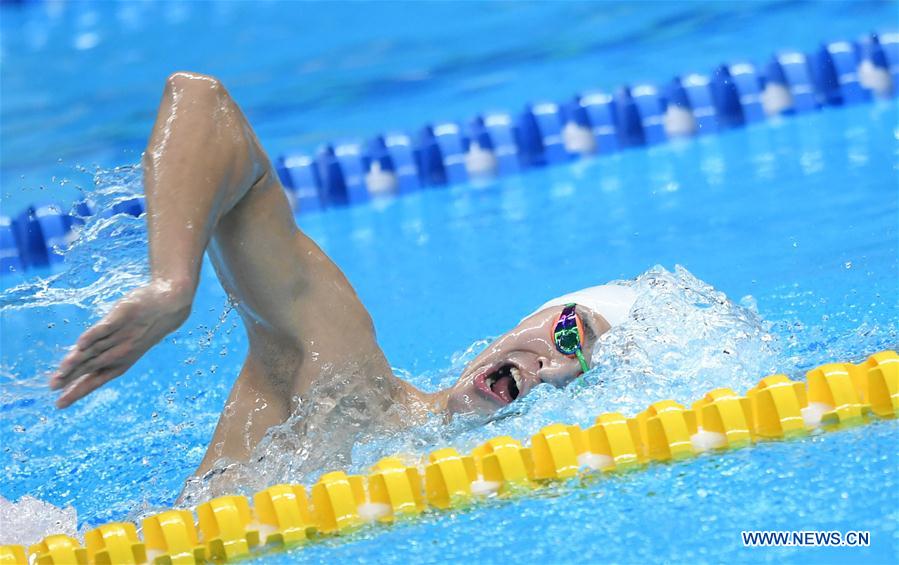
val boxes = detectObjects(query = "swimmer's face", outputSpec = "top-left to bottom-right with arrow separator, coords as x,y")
441,306 -> 609,416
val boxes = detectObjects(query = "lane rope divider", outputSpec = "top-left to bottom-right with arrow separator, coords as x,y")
1,350 -> 896,564
1,31 -> 897,275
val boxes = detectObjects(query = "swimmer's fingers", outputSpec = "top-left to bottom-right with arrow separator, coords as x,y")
56,367 -> 125,409
52,332 -> 119,389
51,307 -> 131,389
76,315 -> 122,350
51,337 -> 134,392
52,332 -> 119,390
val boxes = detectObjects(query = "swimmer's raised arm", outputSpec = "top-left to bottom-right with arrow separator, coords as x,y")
50,72 -> 265,406
49,72 -> 621,487
50,72 -> 397,444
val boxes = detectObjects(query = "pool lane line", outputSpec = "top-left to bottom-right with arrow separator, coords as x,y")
1,350 -> 895,564
1,31 -> 897,276
274,31 -> 897,210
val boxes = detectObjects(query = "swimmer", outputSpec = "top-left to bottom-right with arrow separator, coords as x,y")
48,73 -> 636,477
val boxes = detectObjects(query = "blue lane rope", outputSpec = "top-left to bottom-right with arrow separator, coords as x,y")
1,31 -> 896,275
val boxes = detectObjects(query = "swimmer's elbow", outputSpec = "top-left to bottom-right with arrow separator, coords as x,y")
147,70 -> 273,216
164,71 -> 228,102
154,71 -> 265,172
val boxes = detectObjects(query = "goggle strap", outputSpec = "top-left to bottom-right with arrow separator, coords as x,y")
574,349 -> 589,374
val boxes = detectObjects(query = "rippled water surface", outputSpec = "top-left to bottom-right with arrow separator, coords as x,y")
1,0 -> 898,563
2,100 -> 896,561
2,0 -> 896,209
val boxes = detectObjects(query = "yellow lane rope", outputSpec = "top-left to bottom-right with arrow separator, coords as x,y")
1,350 -> 896,564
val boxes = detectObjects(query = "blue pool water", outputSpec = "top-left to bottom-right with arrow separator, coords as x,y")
1,1 -> 898,563
2,0 -> 897,210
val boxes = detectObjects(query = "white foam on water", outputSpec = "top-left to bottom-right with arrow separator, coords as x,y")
0,495 -> 79,546
181,265 -> 786,506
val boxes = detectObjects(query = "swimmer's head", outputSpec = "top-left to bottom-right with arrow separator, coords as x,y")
437,304 -> 610,416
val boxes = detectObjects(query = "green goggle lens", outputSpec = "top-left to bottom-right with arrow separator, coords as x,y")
555,327 -> 581,354
552,303 -> 590,374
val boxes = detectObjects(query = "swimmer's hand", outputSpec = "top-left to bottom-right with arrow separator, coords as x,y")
50,279 -> 192,408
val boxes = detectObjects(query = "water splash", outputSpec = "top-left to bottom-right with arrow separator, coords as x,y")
0,164 -> 241,535
0,496 -> 78,546
178,364 -> 438,507
177,265 -> 785,506
2,161 -> 893,534
1,164 -> 149,316
588,265 -> 779,411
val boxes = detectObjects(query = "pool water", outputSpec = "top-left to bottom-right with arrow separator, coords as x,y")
2,0 -> 896,210
1,1 -> 898,563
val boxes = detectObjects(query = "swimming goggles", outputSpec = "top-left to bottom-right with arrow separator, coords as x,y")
552,303 -> 590,374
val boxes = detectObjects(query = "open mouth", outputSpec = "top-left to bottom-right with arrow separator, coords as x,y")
475,364 -> 521,405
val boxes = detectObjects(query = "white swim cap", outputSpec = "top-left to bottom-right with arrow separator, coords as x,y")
527,284 -> 637,326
